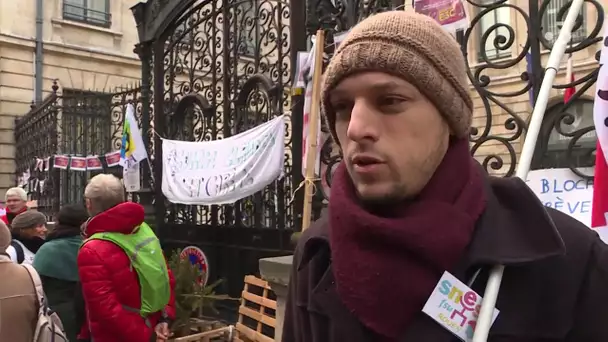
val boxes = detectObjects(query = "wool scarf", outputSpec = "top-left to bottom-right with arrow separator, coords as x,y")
11,232 -> 45,254
329,139 -> 487,340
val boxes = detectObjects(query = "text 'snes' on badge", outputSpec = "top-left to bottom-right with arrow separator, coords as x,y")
422,271 -> 500,341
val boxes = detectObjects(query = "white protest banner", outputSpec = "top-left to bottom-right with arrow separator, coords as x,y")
162,115 -> 285,205
525,168 -> 594,227
123,161 -> 141,193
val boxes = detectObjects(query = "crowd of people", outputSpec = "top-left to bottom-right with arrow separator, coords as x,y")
0,174 -> 176,342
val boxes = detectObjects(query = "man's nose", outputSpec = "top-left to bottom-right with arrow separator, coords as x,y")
346,100 -> 379,142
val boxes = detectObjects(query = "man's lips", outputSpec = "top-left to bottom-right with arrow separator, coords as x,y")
351,155 -> 384,166
351,155 -> 385,173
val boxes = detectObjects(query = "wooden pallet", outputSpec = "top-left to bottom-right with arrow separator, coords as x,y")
234,275 -> 277,342
171,326 -> 235,342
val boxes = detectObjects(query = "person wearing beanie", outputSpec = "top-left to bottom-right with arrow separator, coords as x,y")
0,220 -> 39,342
6,210 -> 47,265
33,204 -> 88,342
1,187 -> 29,225
283,10 -> 608,342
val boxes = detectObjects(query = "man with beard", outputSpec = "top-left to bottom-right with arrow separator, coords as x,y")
283,10 -> 608,342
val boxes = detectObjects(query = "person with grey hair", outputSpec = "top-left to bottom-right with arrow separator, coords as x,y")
1,187 -> 28,225
76,174 -> 176,342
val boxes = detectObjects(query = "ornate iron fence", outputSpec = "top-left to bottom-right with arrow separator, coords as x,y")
15,82 -> 60,217
134,0 -> 298,232
130,0 -> 306,313
14,81 -> 142,218
305,0 -> 604,218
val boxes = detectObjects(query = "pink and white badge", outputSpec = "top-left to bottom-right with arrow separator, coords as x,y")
422,271 -> 500,341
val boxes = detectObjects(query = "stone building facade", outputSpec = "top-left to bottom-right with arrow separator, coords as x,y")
0,0 -> 142,199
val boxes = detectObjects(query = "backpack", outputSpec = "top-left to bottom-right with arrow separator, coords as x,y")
84,222 -> 171,317
10,240 -> 24,264
22,264 -> 68,342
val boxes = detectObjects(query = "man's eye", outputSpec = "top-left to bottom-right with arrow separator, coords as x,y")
331,102 -> 352,121
332,102 -> 349,112
378,96 -> 405,107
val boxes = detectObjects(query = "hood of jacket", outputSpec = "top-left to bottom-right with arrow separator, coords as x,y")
33,235 -> 82,281
84,202 -> 145,238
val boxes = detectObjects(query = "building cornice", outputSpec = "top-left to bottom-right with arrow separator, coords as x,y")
0,32 -> 140,67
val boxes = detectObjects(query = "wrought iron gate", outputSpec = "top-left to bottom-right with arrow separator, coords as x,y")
132,0 -> 306,317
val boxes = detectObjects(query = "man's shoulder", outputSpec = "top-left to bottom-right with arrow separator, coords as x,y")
489,175 -> 600,252
291,215 -> 330,273
0,262 -> 36,291
78,238 -> 127,264
545,207 -> 603,256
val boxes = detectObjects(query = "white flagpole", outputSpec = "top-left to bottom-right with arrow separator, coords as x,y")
473,0 -> 586,340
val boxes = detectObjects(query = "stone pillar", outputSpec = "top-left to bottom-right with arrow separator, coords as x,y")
259,255 -> 293,342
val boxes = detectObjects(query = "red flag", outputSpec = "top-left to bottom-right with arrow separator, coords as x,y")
592,143 -> 608,227
592,26 -> 608,241
564,54 -> 575,103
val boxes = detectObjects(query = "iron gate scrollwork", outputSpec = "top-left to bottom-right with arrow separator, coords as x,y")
306,0 -> 605,213
154,0 -> 294,230
137,0 -> 302,310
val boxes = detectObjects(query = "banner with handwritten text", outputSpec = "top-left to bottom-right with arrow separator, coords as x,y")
526,168 -> 594,227
161,115 -> 285,205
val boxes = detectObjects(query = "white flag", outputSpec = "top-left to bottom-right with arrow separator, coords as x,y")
120,103 -> 148,168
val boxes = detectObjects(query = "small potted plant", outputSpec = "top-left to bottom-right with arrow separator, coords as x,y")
167,250 -> 236,339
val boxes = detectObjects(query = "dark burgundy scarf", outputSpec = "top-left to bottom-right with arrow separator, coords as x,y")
329,139 -> 487,340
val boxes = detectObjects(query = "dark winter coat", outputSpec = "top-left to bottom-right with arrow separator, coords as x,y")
33,234 -> 82,342
283,175 -> 608,342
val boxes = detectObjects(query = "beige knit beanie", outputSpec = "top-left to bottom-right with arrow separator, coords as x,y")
322,10 -> 473,141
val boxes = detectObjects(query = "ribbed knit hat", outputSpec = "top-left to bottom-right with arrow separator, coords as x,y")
322,10 -> 473,141
11,210 -> 47,232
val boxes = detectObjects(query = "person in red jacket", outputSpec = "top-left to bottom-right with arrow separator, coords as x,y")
1,187 -> 29,225
77,174 -> 176,342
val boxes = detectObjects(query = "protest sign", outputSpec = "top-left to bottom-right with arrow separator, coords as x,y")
161,115 -> 285,205
526,168 -> 594,227
180,246 -> 209,286
414,0 -> 470,33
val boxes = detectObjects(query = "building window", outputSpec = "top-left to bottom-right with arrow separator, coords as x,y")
477,0 -> 512,61
542,0 -> 586,44
63,0 -> 111,28
531,99 -> 595,170
238,0 -> 258,57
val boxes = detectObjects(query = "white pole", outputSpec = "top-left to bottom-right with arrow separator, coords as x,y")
472,0 -> 586,340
